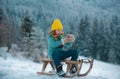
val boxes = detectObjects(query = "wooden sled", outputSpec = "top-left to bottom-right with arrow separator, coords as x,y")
78,59 -> 94,76
37,58 -> 94,78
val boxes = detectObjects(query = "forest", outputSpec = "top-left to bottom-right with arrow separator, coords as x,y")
0,0 -> 120,64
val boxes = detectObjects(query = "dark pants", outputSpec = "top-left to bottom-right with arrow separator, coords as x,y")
52,49 -> 79,68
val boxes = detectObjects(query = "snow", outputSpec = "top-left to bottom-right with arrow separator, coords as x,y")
0,54 -> 120,79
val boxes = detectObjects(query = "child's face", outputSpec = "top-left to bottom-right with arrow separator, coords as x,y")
56,30 -> 63,35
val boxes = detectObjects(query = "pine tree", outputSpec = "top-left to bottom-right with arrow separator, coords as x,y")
98,20 -> 108,61
74,15 -> 91,57
91,18 -> 99,58
21,15 -> 34,38
110,15 -> 118,35
30,27 -> 47,62
20,14 -> 47,62
115,27 -> 120,64
108,15 -> 120,64
0,7 -> 4,23
20,14 -> 35,56
91,18 -> 108,61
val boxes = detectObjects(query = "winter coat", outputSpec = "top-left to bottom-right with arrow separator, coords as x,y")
48,35 -> 72,59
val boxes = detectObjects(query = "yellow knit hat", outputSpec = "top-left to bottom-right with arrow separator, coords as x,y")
51,19 -> 63,31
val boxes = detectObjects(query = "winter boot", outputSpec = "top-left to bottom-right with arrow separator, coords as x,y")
70,65 -> 77,74
56,65 -> 66,77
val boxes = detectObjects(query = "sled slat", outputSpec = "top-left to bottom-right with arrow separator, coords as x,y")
37,72 -> 55,76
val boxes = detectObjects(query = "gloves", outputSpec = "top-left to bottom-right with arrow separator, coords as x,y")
67,34 -> 75,42
63,34 -> 75,43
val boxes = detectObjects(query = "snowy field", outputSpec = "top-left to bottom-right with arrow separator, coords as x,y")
0,54 -> 120,79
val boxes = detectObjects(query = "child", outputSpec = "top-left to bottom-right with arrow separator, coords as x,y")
48,19 -> 79,77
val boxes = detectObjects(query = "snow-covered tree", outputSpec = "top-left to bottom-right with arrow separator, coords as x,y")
108,15 -> 120,64
0,7 -> 4,23
9,44 -> 20,56
20,13 -> 35,56
21,14 -> 34,38
29,27 -> 47,62
91,18 -> 99,58
20,13 -> 47,62
0,47 -> 8,59
74,15 -> 91,57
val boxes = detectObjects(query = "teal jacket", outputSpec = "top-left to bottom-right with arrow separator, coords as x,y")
48,35 -> 72,59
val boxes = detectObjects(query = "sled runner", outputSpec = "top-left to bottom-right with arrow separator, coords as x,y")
37,58 -> 94,78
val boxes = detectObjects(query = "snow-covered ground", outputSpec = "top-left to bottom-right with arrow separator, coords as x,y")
0,54 -> 120,79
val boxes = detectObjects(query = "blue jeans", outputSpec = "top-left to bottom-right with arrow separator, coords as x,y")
52,49 -> 79,68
